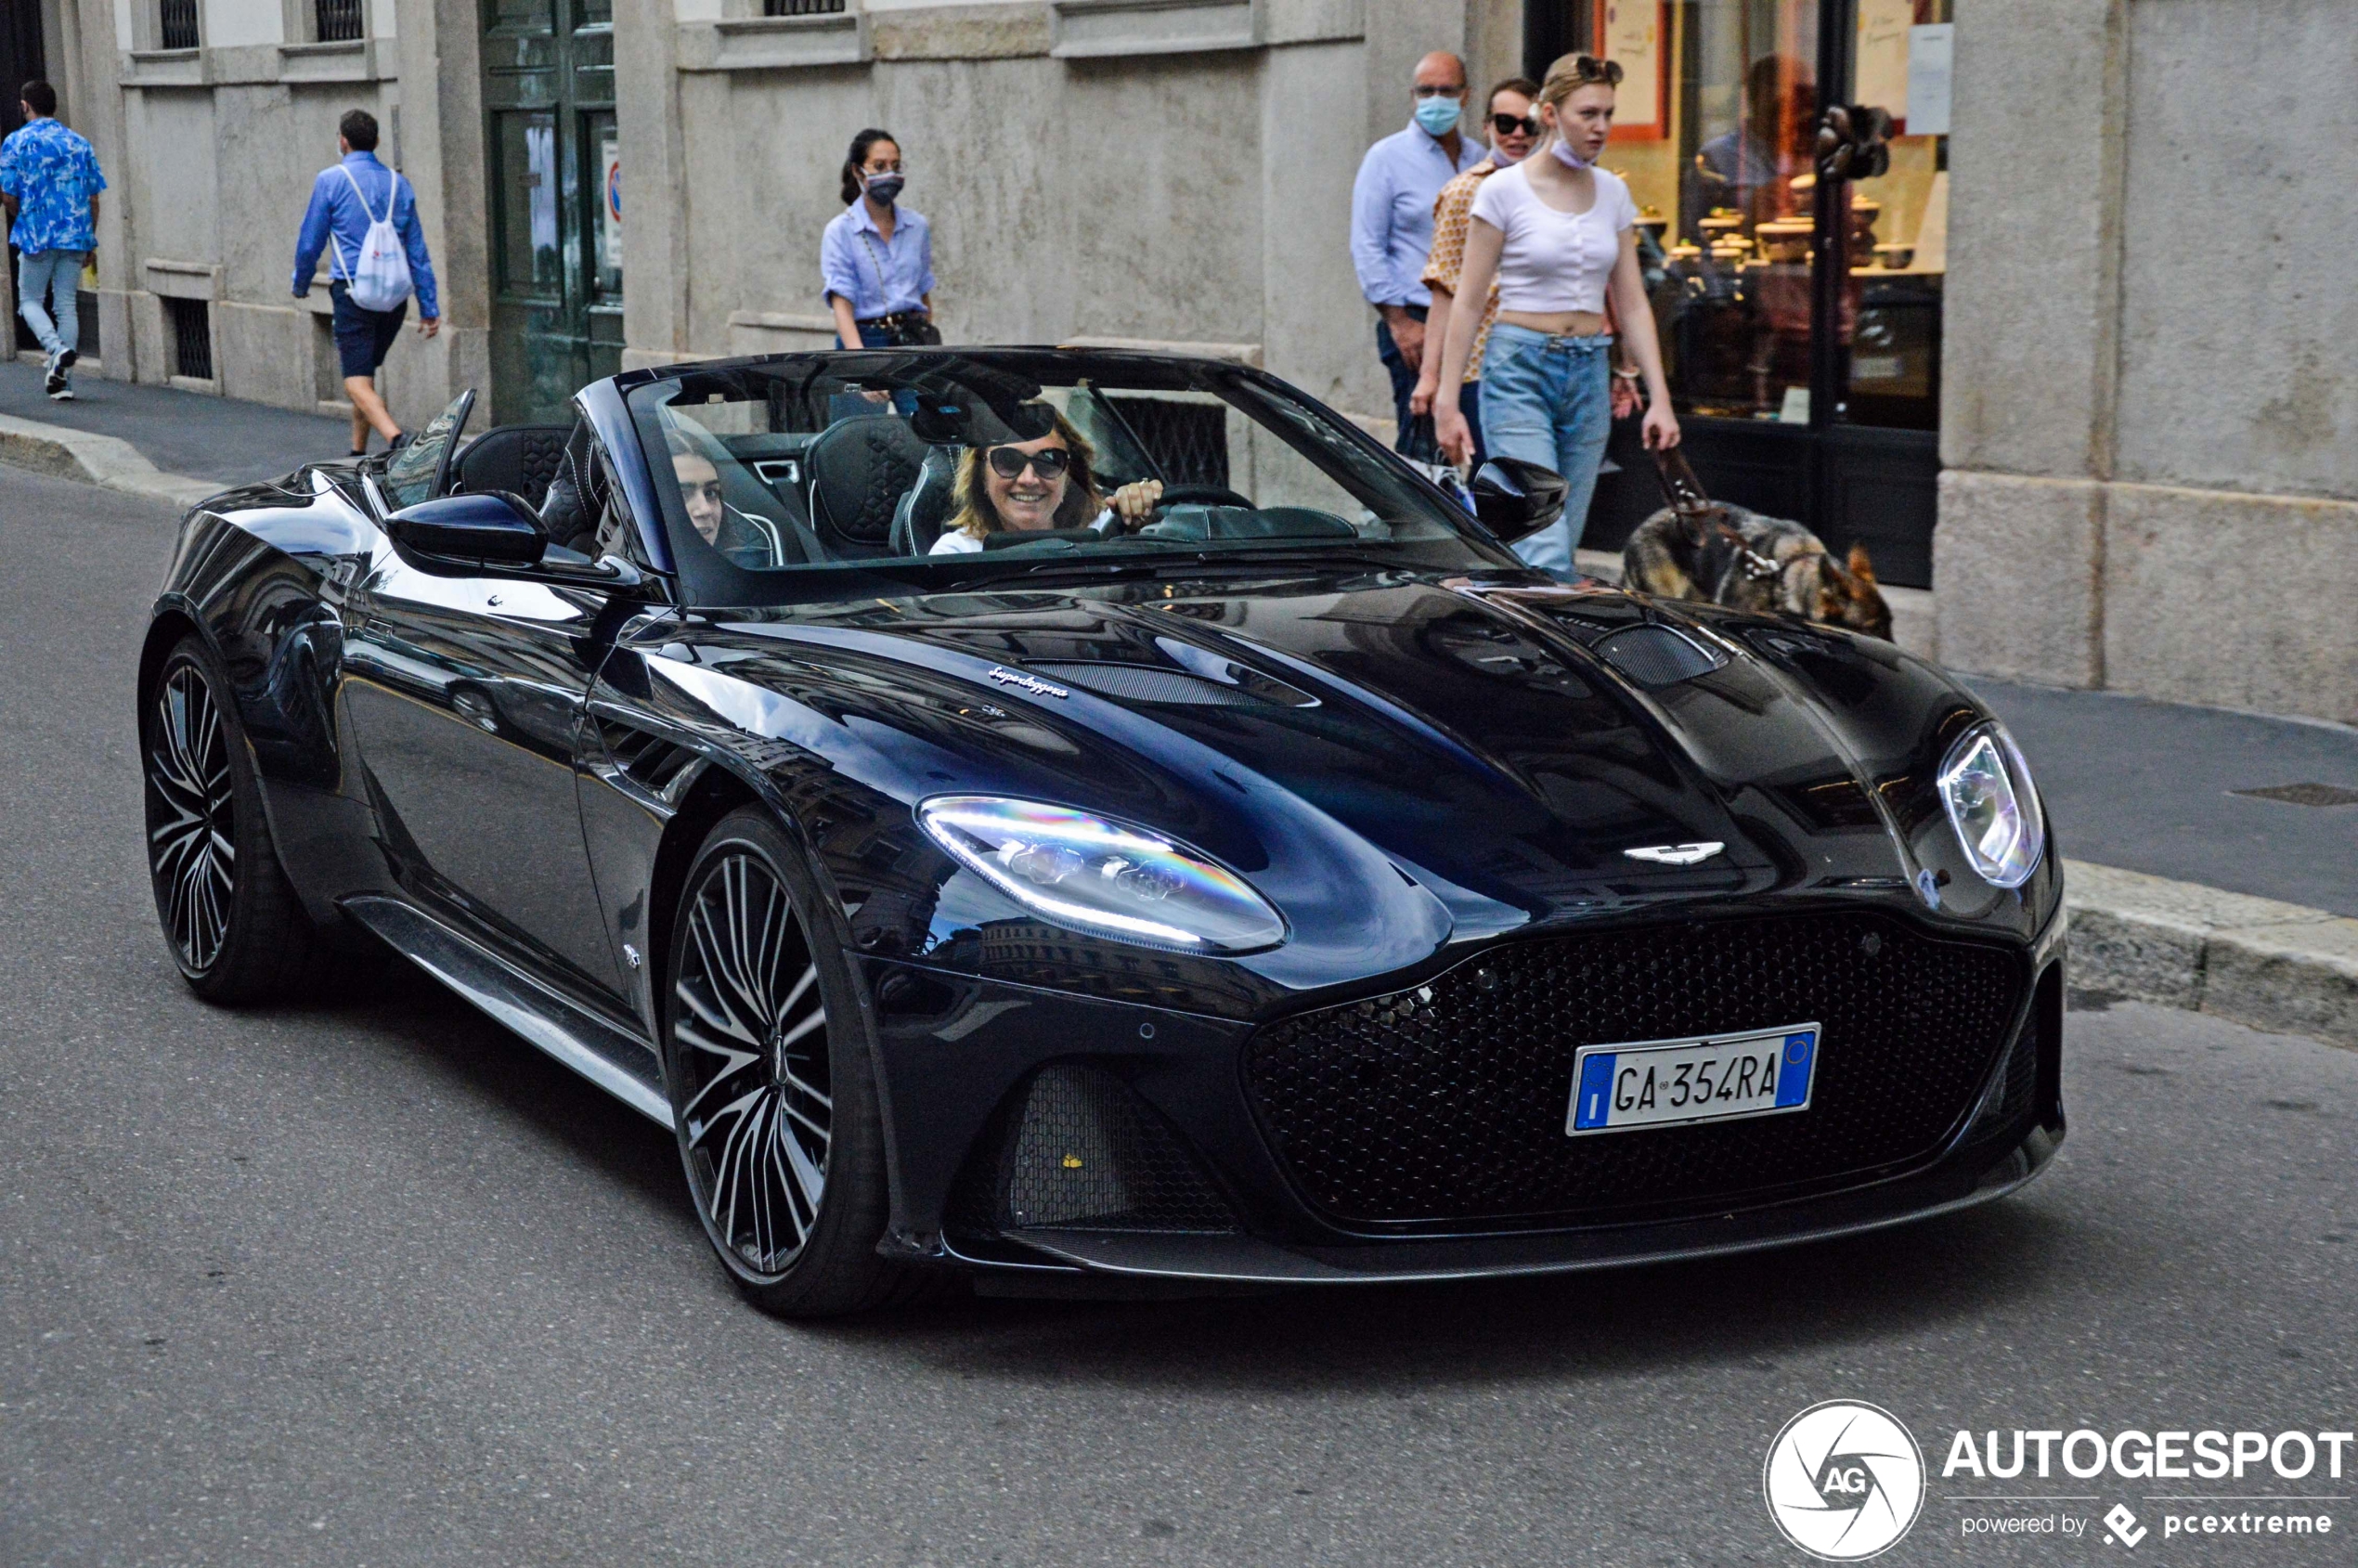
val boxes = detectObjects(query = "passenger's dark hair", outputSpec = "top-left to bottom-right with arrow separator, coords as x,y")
839,128 -> 898,205
19,80 -> 57,117
1487,76 -> 1541,108
340,108 -> 379,151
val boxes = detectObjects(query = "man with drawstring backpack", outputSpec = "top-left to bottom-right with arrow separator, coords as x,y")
292,109 -> 441,458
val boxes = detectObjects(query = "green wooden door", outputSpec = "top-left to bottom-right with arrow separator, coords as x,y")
482,0 -> 621,424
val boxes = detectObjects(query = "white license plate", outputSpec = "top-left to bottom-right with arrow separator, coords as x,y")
1566,1023 -> 1820,1135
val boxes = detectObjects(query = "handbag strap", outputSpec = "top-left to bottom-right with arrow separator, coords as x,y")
856,227 -> 898,313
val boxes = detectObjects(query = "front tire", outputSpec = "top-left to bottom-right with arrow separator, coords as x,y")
662,806 -> 931,1317
144,636 -> 334,1003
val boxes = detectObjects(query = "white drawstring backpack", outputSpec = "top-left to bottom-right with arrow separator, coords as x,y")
333,163 -> 413,313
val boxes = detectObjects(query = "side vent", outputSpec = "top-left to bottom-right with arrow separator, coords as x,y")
989,1066 -> 1239,1233
596,718 -> 697,796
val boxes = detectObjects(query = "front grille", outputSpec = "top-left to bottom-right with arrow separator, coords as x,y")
1246,912 -> 2027,1225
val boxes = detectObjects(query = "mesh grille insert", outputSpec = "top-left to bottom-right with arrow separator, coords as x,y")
998,1066 -> 1238,1233
1246,912 -> 2027,1225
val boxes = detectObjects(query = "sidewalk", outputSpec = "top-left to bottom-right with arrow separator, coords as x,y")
1971,679 -> 2358,920
0,359 -> 350,487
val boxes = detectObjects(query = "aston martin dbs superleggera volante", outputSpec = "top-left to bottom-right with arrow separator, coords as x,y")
141,349 -> 2065,1316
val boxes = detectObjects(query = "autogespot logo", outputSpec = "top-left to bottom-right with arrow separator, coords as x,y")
1765,1401 -> 1927,1561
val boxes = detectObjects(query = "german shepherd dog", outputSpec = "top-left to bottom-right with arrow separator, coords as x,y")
1620,450 -> 1893,641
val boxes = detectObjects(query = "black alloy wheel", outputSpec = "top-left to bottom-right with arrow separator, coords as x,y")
142,637 -> 339,1002
149,657 -> 237,974
663,807 -> 935,1316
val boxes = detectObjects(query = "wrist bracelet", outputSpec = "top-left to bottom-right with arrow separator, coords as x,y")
1613,367 -> 1642,381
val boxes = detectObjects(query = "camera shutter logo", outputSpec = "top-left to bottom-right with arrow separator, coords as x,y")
1763,1401 -> 1925,1560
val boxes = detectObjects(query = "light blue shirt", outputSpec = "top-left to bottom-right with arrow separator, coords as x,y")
291,151 -> 439,318
820,201 -> 935,319
1349,121 -> 1485,308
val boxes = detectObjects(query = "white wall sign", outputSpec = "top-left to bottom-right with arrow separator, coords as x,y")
1907,23 -> 1954,136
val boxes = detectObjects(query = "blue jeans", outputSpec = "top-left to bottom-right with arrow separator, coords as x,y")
16,249 -> 84,358
1477,323 -> 1613,574
1373,305 -> 1428,455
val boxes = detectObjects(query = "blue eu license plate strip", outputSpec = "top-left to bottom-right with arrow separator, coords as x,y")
1566,1023 -> 1820,1135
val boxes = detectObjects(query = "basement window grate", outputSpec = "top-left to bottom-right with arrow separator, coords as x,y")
762,0 -> 845,13
164,297 -> 214,381
1105,396 -> 1230,490
315,0 -> 364,41
160,0 -> 200,48
76,290 -> 99,362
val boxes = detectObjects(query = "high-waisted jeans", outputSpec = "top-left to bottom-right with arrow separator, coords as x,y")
1476,323 -> 1613,574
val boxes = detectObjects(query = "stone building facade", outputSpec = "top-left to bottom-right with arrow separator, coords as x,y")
15,0 -> 2356,725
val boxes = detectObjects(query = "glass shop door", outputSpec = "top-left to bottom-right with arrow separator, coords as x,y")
1564,0 -> 1953,589
482,0 -> 623,424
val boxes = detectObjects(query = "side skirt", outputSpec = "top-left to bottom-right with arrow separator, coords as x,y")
343,895 -> 673,1128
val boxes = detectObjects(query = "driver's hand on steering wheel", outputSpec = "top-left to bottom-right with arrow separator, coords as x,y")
1108,479 -> 1164,529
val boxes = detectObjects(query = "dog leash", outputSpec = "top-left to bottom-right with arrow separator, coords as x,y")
1652,448 -> 1781,581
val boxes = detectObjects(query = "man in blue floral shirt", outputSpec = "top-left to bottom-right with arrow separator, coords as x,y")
0,81 -> 105,400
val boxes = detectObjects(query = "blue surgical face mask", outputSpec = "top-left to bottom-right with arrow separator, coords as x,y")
1414,96 -> 1462,136
862,171 -> 905,206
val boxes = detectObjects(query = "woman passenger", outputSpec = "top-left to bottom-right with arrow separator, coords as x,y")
822,129 -> 938,349
1431,55 -> 1680,575
929,411 -> 1163,554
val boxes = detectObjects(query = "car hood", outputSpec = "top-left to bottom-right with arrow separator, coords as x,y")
615,569 -> 2051,995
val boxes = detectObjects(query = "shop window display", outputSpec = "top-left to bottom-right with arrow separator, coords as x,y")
1594,0 -> 1951,432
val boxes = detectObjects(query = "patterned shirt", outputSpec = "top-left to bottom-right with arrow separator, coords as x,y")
0,117 -> 105,255
1421,156 -> 1501,382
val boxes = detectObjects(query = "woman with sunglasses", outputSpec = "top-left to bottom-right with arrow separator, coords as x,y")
1432,54 -> 1680,575
929,411 -> 1163,554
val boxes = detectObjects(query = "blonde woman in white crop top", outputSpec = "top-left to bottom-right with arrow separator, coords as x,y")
1432,55 -> 1679,574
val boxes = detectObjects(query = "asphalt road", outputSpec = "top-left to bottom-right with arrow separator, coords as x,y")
4,464 -> 2355,1567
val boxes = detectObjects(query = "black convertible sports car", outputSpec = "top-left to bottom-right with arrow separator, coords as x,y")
141,349 -> 2064,1316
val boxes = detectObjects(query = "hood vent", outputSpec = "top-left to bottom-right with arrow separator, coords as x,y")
1025,661 -> 1262,707
1591,624 -> 1728,689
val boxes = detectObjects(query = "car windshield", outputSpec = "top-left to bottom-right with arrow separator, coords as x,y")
621,351 -> 1512,605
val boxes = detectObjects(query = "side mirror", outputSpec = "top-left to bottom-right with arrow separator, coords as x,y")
385,491 -> 547,569
1469,457 -> 1570,544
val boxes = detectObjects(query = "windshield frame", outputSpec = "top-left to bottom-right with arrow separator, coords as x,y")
616,348 -> 1523,608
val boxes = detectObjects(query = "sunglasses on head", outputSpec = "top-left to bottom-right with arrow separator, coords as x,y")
987,445 -> 1071,481
1556,54 -> 1625,86
1490,111 -> 1540,137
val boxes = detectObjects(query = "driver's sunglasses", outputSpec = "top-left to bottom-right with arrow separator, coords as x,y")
1490,111 -> 1540,137
680,480 -> 723,505
1556,54 -> 1625,85
986,446 -> 1071,481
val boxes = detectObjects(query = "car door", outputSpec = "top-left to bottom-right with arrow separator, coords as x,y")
342,398 -> 628,1003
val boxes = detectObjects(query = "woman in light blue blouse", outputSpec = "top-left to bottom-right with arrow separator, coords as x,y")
822,129 -> 937,349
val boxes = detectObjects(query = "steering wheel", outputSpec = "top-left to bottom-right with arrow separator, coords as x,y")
1153,483 -> 1254,510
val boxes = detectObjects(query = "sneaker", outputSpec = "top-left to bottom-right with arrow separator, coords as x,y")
56,347 -> 76,372
48,381 -> 74,402
45,365 -> 67,397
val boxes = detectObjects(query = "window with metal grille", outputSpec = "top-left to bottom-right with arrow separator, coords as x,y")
1105,396 -> 1230,490
159,0 -> 200,48
164,297 -> 214,380
315,0 -> 364,41
76,291 -> 99,363
762,0 -> 845,13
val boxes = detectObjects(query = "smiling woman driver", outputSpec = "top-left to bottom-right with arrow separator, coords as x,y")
928,409 -> 1164,554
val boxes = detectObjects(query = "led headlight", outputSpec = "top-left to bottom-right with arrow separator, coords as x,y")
918,797 -> 1287,952
1936,721 -> 2046,888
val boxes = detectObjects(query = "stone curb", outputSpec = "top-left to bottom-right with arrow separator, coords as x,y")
2066,859 -> 2358,1049
0,412 -> 221,510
